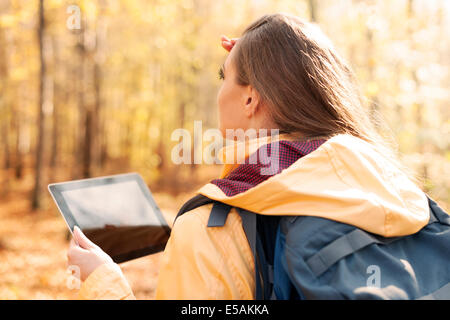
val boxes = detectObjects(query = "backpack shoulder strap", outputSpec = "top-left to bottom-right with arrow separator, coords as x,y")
428,196 -> 450,225
174,194 -> 215,222
175,194 -> 275,300
175,194 -> 240,229
306,228 -> 386,277
175,194 -> 257,248
305,196 -> 444,278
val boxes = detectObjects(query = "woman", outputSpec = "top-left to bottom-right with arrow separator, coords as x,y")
67,13 -> 429,299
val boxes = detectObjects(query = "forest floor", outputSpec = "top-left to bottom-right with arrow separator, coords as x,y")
0,167 -> 212,300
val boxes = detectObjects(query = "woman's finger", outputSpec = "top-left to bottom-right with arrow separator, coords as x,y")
67,244 -> 87,269
221,41 -> 233,52
69,238 -> 77,250
222,43 -> 230,51
69,237 -> 88,253
73,226 -> 96,250
221,36 -> 239,52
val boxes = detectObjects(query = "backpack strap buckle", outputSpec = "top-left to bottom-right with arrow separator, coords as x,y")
207,202 -> 232,227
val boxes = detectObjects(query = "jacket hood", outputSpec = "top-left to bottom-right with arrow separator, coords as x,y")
197,134 -> 429,237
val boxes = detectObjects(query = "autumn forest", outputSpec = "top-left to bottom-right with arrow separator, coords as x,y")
0,0 -> 449,299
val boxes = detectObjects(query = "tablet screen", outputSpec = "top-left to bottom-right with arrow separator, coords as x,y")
48,173 -> 171,263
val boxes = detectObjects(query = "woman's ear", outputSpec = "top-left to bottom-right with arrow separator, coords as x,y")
243,86 -> 261,118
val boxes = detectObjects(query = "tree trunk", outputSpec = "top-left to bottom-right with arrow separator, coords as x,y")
75,21 -> 92,179
1,118 -> 10,170
0,26 -> 10,172
82,108 -> 93,178
156,122 -> 166,189
14,108 -> 23,179
91,35 -> 102,174
308,0 -> 318,22
31,0 -> 46,210
50,36 -> 59,169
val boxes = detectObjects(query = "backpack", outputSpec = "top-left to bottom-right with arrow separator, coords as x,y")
175,195 -> 450,300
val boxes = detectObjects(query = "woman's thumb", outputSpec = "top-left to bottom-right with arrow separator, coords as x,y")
73,226 -> 96,250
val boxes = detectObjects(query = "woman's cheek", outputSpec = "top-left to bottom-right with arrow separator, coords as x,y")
217,86 -> 227,135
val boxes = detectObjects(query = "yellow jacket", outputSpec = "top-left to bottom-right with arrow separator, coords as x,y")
78,134 -> 430,300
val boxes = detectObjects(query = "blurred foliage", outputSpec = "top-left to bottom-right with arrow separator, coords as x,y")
0,0 -> 448,204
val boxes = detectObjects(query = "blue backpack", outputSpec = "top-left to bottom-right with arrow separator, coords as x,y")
176,195 -> 450,300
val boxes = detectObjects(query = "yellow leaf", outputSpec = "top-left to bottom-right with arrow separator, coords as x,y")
10,67 -> 27,82
0,14 -> 17,28
445,151 -> 450,162
366,82 -> 379,96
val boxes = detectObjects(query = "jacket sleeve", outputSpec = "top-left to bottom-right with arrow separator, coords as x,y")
78,263 -> 135,300
77,205 -> 254,300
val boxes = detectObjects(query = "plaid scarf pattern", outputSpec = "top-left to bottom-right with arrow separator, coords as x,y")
211,139 -> 326,197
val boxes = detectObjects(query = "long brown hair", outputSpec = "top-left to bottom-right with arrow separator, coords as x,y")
234,13 -> 402,165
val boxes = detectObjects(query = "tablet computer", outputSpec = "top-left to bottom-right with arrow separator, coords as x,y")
48,173 -> 171,263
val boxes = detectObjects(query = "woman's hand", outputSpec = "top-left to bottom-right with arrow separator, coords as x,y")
67,226 -> 116,281
221,35 -> 238,52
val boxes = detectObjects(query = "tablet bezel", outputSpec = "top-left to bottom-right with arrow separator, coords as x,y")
48,172 -> 171,263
